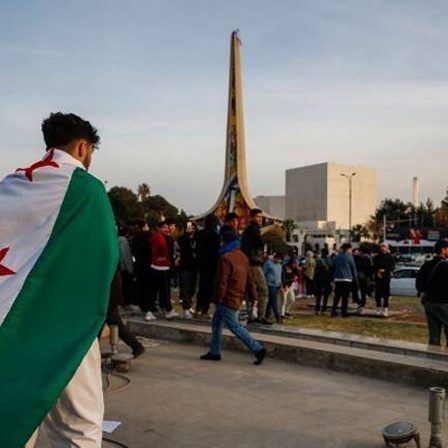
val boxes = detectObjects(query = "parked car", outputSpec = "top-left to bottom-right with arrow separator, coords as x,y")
390,266 -> 420,297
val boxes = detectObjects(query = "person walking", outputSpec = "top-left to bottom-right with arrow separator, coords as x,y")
104,267 -> 145,358
0,112 -> 118,448
200,231 -> 266,365
331,243 -> 358,318
416,239 -> 448,346
372,242 -> 395,317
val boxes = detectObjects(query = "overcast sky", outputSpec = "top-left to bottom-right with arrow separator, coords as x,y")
1,1 -> 448,215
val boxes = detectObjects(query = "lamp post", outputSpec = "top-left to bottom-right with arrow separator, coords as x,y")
341,172 -> 356,243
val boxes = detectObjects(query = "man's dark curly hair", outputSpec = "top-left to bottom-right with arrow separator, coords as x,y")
41,112 -> 100,150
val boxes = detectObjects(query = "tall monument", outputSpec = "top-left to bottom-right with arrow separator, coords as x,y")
197,30 -> 280,229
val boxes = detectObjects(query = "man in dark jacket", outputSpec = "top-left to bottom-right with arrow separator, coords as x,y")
416,239 -> 448,346
241,208 -> 268,321
177,221 -> 198,319
196,214 -> 221,318
373,242 -> 395,317
200,231 -> 266,365
104,268 -> 145,358
352,247 -> 373,315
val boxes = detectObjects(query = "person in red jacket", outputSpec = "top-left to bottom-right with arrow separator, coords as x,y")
144,221 -> 179,321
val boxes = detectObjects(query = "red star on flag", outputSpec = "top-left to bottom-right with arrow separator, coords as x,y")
0,247 -> 15,276
16,148 -> 60,182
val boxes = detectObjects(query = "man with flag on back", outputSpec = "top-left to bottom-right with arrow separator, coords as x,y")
0,112 -> 118,447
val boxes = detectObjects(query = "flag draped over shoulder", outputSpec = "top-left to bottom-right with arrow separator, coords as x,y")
0,149 -> 118,447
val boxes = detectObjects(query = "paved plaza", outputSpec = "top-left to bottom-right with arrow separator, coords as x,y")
97,339 -> 439,447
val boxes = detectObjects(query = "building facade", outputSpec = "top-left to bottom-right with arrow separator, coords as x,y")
286,162 -> 376,228
285,162 -> 377,252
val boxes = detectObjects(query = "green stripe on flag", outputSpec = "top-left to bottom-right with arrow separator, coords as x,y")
0,168 -> 118,447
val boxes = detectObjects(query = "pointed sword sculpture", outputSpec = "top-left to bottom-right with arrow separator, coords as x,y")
196,30 -> 280,230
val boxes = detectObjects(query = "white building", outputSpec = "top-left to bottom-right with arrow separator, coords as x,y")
286,162 -> 376,226
285,162 -> 377,252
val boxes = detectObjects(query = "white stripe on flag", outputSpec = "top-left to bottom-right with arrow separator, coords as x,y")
0,150 -> 84,325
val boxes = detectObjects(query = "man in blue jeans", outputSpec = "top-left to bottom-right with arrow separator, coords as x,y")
200,231 -> 267,365
263,252 -> 283,324
331,243 -> 358,318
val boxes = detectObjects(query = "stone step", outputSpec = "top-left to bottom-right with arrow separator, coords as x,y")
128,316 -> 448,389
128,311 -> 447,362
244,322 -> 448,362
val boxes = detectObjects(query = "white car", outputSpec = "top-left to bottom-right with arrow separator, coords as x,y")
390,266 -> 420,297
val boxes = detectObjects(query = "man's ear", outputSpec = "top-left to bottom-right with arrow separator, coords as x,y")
72,140 -> 85,159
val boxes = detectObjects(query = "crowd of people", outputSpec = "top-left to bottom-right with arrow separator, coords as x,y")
307,242 -> 395,318
116,210 -> 402,329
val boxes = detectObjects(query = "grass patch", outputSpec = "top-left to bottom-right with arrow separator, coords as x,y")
283,314 -> 428,344
282,295 -> 430,344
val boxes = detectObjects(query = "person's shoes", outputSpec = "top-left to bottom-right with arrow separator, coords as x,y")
284,312 -> 292,318
165,310 -> 180,319
261,318 -> 274,325
375,308 -> 382,317
144,311 -> 157,321
247,317 -> 262,325
254,347 -> 267,365
182,309 -> 193,319
124,304 -> 140,312
341,313 -> 351,318
330,311 -> 338,317
276,318 -> 283,325
132,345 -> 145,359
383,307 -> 388,317
357,306 -> 365,315
200,352 -> 221,361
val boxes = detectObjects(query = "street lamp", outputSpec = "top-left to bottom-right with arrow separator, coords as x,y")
341,172 -> 356,243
